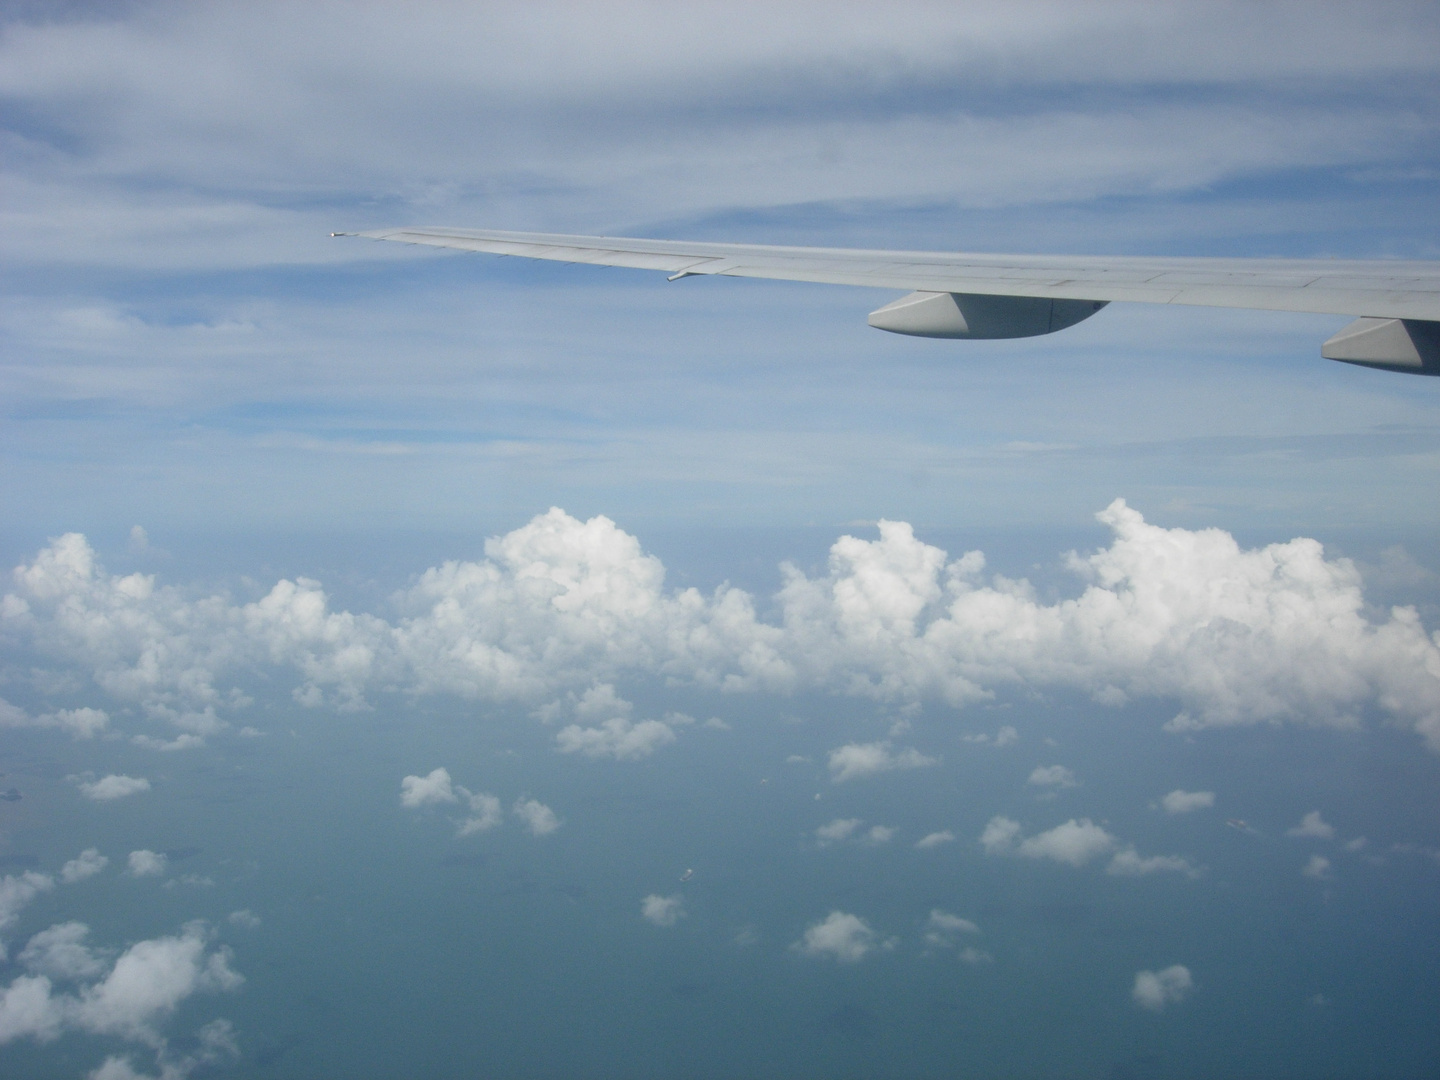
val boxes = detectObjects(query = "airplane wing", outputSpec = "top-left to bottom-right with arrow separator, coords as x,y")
336,226 -> 1440,374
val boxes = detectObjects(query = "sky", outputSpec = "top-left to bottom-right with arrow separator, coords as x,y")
2,3 -> 1439,1078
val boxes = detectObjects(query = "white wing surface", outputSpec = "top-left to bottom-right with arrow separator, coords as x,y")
338,226 -> 1440,373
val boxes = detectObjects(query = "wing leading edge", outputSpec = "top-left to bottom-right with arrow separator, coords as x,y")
336,227 -> 1440,374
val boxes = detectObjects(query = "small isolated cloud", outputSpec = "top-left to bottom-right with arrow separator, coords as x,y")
641,894 -> 685,927
1132,965 -> 1194,1011
816,818 -> 863,845
78,775 -> 150,802
1028,765 -> 1078,789
1161,790 -> 1215,814
513,798 -> 561,836
60,850 -> 108,885
1107,848 -> 1200,878
127,851 -> 167,877
1018,819 -> 1118,867
555,717 -> 676,760
1288,811 -> 1335,839
457,792 -> 502,836
915,830 -> 956,849
399,768 -> 457,808
226,910 -> 260,929
864,826 -> 896,845
959,946 -> 994,965
980,816 -> 1023,854
793,911 -> 888,963
131,734 -> 204,752
1302,854 -> 1333,880
924,909 -> 980,949
827,742 -> 936,783
964,725 -> 1020,747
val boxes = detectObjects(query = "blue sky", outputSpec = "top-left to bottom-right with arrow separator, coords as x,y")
2,4 -> 1440,1079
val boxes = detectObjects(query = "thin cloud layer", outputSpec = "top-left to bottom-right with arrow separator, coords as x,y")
6,502 -> 1439,750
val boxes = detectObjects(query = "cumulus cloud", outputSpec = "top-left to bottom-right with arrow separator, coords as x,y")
924,910 -> 980,949
19,922 -> 110,982
640,894 -> 685,927
457,792 -> 503,836
61,850 -> 108,885
400,768 -> 503,836
816,818 -> 863,845
127,852 -> 166,878
793,912 -> 889,963
1287,811 -> 1336,839
915,830 -> 956,849
0,872 -> 55,960
513,798 -> 561,836
556,717 -> 676,760
983,816 -> 1194,874
980,816 -> 1023,854
0,920 -> 241,1049
78,776 -> 150,802
6,504 -> 1440,751
226,910 -> 260,929
0,699 -> 109,739
1028,765 -> 1077,789
399,768 -> 457,808
1132,965 -> 1194,1011
827,742 -> 937,783
1107,848 -> 1200,878
1302,854 -> 1333,880
1017,819 -> 1118,867
864,826 -> 896,845
1161,790 -> 1215,814
963,724 -> 1019,747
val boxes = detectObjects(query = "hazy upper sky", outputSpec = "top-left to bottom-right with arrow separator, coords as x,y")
2,4 -> 1439,1079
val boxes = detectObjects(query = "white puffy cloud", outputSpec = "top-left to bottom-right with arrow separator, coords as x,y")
513,798 -> 561,836
20,923 -> 109,982
815,818 -> 863,845
0,921 -> 241,1049
1132,965 -> 1194,1011
226,910 -> 260,929
924,910 -> 980,949
793,912 -> 889,963
457,793 -> 503,837
959,946 -> 994,965
915,830 -> 956,849
400,768 -> 503,835
979,816 -> 1023,854
1288,811 -> 1336,839
127,852 -> 166,878
1303,854 -> 1333,880
399,768 -> 457,808
1160,790 -> 1215,814
61,850 -> 108,885
0,872 -> 55,960
78,776 -> 150,802
1107,848 -> 1200,878
0,699 -> 109,739
640,894 -> 685,927
827,742 -> 937,783
555,718 -> 676,760
1017,819 -> 1118,867
983,816 -> 1195,874
1028,765 -> 1077,789
963,724 -> 1020,747
6,503 -> 1440,751
864,826 -> 896,845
